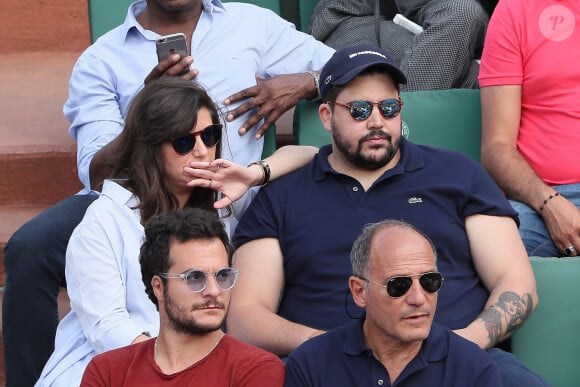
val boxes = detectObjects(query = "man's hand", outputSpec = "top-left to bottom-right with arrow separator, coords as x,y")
540,196 -> 580,256
144,54 -> 198,84
224,73 -> 317,138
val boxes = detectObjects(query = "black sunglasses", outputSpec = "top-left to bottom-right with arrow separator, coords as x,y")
169,124 -> 222,155
331,99 -> 403,121
359,271 -> 443,298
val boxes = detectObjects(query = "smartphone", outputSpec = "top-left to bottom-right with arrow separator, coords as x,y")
156,33 -> 188,61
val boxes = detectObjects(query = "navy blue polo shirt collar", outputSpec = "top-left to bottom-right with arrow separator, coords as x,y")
343,318 -> 372,356
343,317 -> 448,365
313,138 -> 425,183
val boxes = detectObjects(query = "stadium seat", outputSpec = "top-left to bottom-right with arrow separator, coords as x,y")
261,125 -> 277,158
401,89 -> 481,161
511,257 -> 580,387
88,0 -> 134,42
296,0 -> 319,32
292,99 -> 325,148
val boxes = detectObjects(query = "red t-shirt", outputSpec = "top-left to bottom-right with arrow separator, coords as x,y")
81,336 -> 284,386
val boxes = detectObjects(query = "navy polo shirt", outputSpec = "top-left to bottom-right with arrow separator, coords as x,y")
233,139 -> 517,331
284,319 -> 502,387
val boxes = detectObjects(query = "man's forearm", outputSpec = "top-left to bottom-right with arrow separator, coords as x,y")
226,306 -> 322,356
482,144 -> 554,212
478,290 -> 534,346
457,288 -> 536,350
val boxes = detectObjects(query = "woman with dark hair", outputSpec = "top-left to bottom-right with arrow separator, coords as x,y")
36,77 -> 316,386
108,77 -> 223,221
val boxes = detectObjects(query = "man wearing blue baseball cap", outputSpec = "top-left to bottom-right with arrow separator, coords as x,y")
228,45 -> 548,386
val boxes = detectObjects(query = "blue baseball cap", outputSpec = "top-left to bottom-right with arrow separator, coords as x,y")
319,44 -> 407,99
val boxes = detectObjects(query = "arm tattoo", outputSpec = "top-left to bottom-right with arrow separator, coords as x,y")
479,291 -> 534,346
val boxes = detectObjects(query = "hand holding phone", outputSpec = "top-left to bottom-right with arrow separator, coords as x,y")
156,33 -> 190,76
156,33 -> 188,60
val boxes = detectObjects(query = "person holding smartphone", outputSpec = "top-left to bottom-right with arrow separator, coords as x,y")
3,1 -> 333,386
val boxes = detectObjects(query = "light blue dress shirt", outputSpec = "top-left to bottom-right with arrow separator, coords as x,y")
65,0 -> 334,194
36,180 -> 159,386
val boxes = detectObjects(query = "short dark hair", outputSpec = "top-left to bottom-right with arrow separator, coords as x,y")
139,208 -> 233,309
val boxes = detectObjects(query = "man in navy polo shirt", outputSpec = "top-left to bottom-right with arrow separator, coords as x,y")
284,219 -> 502,386
227,45 -> 548,386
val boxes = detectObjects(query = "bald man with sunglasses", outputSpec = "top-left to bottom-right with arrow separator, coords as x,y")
228,45 -> 548,386
285,219 -> 501,386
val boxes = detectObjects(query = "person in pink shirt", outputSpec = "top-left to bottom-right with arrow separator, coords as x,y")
479,0 -> 580,257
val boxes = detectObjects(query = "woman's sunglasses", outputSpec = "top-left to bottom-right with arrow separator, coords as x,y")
359,271 -> 443,298
169,124 -> 222,155
331,98 -> 403,121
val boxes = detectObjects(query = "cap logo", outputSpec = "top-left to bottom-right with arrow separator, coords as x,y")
348,50 -> 388,60
324,75 -> 332,85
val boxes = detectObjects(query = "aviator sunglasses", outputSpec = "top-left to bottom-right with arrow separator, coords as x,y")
169,124 -> 222,155
358,271 -> 443,298
158,267 -> 239,292
331,98 -> 404,121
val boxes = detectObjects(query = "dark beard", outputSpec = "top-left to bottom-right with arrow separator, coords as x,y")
331,119 -> 400,170
164,288 -> 226,335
